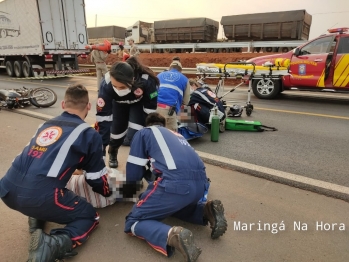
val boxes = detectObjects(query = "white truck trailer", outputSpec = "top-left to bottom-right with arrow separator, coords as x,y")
0,0 -> 89,78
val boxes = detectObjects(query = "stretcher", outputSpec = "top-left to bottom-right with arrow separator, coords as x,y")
195,61 -> 290,116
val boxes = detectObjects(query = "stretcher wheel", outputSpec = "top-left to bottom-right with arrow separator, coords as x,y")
246,107 -> 253,116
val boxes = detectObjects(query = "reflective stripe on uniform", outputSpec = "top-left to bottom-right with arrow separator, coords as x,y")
193,90 -> 215,106
85,167 -> 108,180
129,122 -> 143,131
131,221 -> 139,236
143,107 -> 157,114
111,129 -> 128,139
127,155 -> 149,166
105,72 -> 111,84
96,115 -> 113,122
47,123 -> 91,177
148,126 -> 176,170
116,97 -> 143,104
159,83 -> 183,97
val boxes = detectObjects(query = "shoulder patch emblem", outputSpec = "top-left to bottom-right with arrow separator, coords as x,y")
36,126 -> 63,147
207,90 -> 216,98
150,91 -> 158,99
97,98 -> 105,107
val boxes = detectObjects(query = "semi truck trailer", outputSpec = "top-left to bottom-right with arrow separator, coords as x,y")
88,25 -> 126,45
122,10 -> 312,53
221,9 -> 312,53
0,0 -> 89,78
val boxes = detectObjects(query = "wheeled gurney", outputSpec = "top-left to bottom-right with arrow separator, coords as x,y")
195,61 -> 289,116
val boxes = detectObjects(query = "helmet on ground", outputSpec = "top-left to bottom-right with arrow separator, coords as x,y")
228,105 -> 243,117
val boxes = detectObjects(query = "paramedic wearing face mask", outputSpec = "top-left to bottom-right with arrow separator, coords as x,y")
95,62 -> 158,168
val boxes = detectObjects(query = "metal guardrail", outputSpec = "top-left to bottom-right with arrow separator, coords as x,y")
111,40 -> 306,53
79,64 -> 196,74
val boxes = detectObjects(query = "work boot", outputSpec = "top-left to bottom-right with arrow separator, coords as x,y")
28,217 -> 46,234
27,229 -> 76,262
167,226 -> 201,262
203,200 -> 228,239
108,146 -> 119,168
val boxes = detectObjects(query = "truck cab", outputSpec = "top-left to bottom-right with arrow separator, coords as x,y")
125,21 -> 154,44
247,28 -> 349,99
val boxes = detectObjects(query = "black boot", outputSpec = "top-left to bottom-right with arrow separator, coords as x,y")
203,200 -> 228,239
28,217 -> 46,234
108,146 -> 119,168
27,229 -> 76,262
167,226 -> 202,262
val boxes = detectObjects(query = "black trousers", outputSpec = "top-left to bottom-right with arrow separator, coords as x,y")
110,100 -> 147,148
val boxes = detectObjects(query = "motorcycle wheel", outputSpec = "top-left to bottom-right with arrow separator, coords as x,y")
30,87 -> 57,108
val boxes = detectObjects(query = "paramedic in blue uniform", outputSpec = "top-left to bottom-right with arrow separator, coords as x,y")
188,80 -> 226,125
0,85 -> 111,262
95,60 -> 158,168
156,60 -> 191,132
123,112 -> 228,262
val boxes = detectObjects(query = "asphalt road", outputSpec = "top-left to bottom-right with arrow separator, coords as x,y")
1,111 -> 349,262
0,74 -> 348,188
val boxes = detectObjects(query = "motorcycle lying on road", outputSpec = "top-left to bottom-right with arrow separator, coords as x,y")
0,86 -> 57,110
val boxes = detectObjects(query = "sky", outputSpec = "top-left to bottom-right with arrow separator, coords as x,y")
84,0 -> 349,40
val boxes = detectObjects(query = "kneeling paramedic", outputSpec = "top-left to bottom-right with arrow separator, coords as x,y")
0,85 -> 111,262
188,80 -> 227,126
123,112 -> 228,262
95,61 -> 158,168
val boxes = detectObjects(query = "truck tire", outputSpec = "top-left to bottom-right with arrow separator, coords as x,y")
263,47 -> 273,52
5,61 -> 15,77
252,79 -> 280,99
22,61 -> 33,77
14,61 -> 23,78
281,47 -> 289,53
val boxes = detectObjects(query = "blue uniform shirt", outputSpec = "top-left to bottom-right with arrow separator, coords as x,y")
1,112 -> 110,196
157,69 -> 189,114
126,126 -> 207,182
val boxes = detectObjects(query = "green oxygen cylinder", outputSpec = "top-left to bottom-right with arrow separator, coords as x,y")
211,105 -> 220,142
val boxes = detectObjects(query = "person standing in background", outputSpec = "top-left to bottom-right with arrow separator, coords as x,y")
127,38 -> 140,57
117,42 -> 130,61
91,47 -> 109,91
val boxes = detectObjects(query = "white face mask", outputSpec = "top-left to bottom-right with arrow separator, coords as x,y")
113,86 -> 131,97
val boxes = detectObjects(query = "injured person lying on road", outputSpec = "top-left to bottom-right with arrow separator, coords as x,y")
66,168 -> 138,208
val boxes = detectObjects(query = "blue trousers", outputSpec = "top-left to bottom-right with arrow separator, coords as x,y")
124,177 -> 208,256
0,178 -> 98,246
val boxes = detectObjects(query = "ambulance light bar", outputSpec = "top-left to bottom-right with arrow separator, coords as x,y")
327,28 -> 349,34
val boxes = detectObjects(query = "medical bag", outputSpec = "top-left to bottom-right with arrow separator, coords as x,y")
225,119 -> 277,132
